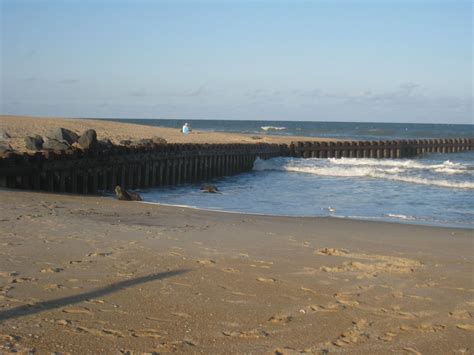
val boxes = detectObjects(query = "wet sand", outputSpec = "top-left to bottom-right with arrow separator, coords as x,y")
0,115 -> 335,153
0,190 -> 472,354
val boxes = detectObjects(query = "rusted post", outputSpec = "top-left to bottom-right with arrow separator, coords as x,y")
59,171 -> 66,193
334,142 -> 341,158
151,161 -> 157,186
303,142 -> 311,158
122,166 -> 129,189
368,142 -> 376,158
376,141 -> 383,159
91,169 -> 99,194
341,142 -> 349,158
81,172 -> 88,194
127,165 -> 134,189
110,166 -> 116,191
46,171 -> 54,192
144,161 -> 150,187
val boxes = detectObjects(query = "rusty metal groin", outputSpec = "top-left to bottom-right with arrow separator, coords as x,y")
0,143 -> 286,194
289,138 -> 473,159
0,138 -> 472,195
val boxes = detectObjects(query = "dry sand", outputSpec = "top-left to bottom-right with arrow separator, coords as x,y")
0,115 -> 335,152
0,190 -> 472,354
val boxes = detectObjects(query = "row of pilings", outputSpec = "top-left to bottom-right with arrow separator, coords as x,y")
0,143 -> 287,194
290,138 -> 473,159
0,139 -> 472,195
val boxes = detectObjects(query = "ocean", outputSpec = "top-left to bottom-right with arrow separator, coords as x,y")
105,119 -> 474,228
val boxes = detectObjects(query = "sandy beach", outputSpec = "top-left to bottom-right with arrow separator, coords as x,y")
0,115 -> 335,153
0,189 -> 472,354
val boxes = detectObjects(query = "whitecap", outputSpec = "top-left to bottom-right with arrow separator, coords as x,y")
261,126 -> 287,131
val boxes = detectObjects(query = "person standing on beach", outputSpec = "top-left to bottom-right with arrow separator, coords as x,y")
182,122 -> 190,134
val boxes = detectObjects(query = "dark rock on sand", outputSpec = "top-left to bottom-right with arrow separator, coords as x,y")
115,186 -> 143,201
0,130 -> 11,140
152,136 -> 167,144
120,139 -> 132,146
98,138 -> 114,149
25,135 -> 44,151
43,139 -> 71,151
132,138 -> 154,146
200,184 -> 219,193
130,137 -> 167,146
0,141 -> 13,153
47,127 -> 79,145
77,129 -> 98,150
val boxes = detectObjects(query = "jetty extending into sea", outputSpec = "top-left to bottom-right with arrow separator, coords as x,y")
0,137 -> 472,194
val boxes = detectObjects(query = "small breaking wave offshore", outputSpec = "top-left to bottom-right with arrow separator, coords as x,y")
253,156 -> 474,190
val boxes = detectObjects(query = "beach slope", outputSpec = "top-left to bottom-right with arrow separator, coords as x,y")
0,190 -> 472,353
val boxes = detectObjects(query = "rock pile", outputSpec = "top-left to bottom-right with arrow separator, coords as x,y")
0,130 -> 13,153
0,127 -> 168,155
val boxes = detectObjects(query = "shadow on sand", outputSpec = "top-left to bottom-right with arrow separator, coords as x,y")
0,269 -> 190,322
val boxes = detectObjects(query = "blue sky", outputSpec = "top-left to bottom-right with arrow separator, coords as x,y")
1,0 -> 472,123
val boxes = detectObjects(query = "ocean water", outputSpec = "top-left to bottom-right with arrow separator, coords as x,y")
104,119 -> 474,228
103,118 -> 473,140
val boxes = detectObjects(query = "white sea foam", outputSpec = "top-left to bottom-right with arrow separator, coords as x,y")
329,158 -> 467,171
261,126 -> 287,131
253,157 -> 474,189
386,213 -> 416,220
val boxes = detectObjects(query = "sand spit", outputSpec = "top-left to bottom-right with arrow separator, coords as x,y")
0,115 -> 334,153
0,190 -> 472,353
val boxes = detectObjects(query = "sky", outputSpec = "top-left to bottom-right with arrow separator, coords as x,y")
0,0 -> 472,124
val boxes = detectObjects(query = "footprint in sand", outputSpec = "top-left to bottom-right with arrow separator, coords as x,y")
75,326 -> 104,337
0,271 -> 19,278
44,283 -> 66,290
101,328 -> 125,337
10,277 -> 37,284
130,329 -> 163,338
274,347 -> 313,355
450,310 -> 472,319
222,329 -> 269,339
456,324 -> 474,331
316,247 -> 422,276
169,251 -> 185,258
309,302 -> 342,312
40,267 -> 64,273
171,312 -> 191,319
62,307 -> 93,315
268,315 -> 293,324
196,259 -> 216,266
87,252 -> 113,257
76,326 -> 124,338
317,248 -> 349,256
85,299 -> 106,305
334,293 -> 360,307
222,268 -> 240,274
415,323 -> 446,333
56,319 -> 73,326
378,331 -> 398,342
332,319 -> 370,347
256,277 -> 276,283
379,308 -> 417,320
154,339 -> 197,352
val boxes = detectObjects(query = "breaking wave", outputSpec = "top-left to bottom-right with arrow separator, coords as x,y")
261,126 -> 287,131
254,157 -> 474,189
